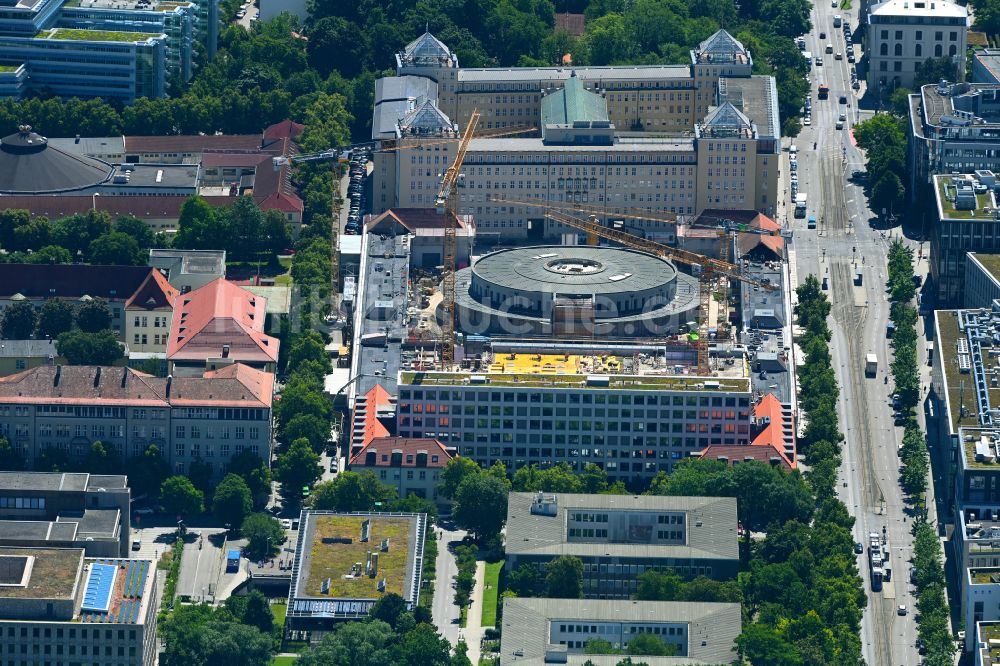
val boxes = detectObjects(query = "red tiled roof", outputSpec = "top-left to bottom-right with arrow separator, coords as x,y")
263,120 -> 304,142
259,191 -> 303,214
349,437 -> 454,468
0,364 -> 272,408
124,135 -> 262,154
737,233 -> 784,259
697,444 -> 793,471
353,384 -> 393,449
124,268 -> 178,311
750,213 -> 781,232
750,393 -> 795,468
167,278 -> 279,363
0,265 -> 154,301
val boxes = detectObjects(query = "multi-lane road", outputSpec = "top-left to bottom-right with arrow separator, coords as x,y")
788,3 -> 939,666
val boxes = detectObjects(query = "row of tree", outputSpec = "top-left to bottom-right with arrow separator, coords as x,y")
174,195 -> 292,264
886,240 -> 929,503
912,520 -> 954,666
853,114 -> 908,221
0,208 -> 161,264
161,590 -> 280,665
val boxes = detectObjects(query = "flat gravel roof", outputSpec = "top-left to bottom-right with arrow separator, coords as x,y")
473,246 -> 677,295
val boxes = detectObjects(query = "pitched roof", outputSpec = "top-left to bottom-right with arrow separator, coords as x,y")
398,99 -> 455,136
124,268 -> 178,311
0,364 -> 272,408
367,208 -> 471,233
403,32 -> 452,61
123,134 -> 262,155
349,437 -> 454,468
703,102 -> 752,130
697,444 -> 793,470
0,195 -> 230,222
0,265 -> 157,302
698,29 -> 747,57
167,278 -> 278,363
541,73 -> 609,126
737,233 -> 785,259
750,393 -> 795,467
262,119 -> 304,142
351,384 -> 393,450
259,190 -> 304,214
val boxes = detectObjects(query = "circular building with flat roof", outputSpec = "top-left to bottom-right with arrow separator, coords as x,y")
0,125 -> 113,194
455,245 -> 700,338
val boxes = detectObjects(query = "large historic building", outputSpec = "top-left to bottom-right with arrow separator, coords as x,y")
371,30 -> 781,239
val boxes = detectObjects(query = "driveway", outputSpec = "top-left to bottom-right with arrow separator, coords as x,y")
432,525 -> 467,645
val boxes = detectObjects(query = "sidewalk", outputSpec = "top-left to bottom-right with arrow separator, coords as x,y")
463,561 -> 486,665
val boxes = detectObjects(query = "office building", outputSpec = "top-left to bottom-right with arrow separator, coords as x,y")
0,363 -> 273,477
347,437 -> 455,507
0,264 -> 177,355
0,0 -> 219,100
286,510 -> 427,639
0,547 -> 158,666
909,82 -> 1000,199
166,278 -> 279,376
0,471 -> 130,556
965,253 -> 1000,309
505,493 -> 738,599
395,365 -> 752,486
499,597 -> 741,665
929,173 -> 1000,305
976,620 -> 1000,665
866,0 -> 968,90
373,30 -> 781,237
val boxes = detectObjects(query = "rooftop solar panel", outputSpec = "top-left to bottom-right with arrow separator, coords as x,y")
81,563 -> 117,613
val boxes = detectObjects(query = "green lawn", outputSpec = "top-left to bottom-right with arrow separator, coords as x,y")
46,28 -> 154,41
272,602 -> 287,630
269,657 -> 297,666
481,560 -> 504,628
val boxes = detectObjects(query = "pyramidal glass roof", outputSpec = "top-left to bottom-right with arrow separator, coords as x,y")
403,32 -> 452,61
698,30 -> 746,56
703,102 -> 752,129
399,99 -> 455,134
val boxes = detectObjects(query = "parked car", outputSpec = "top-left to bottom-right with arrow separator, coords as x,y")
854,542 -> 863,554
897,605 -> 907,616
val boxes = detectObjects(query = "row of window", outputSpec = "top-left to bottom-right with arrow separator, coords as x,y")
0,496 -> 45,509
174,425 -> 260,439
399,390 -> 749,407
404,403 -> 745,418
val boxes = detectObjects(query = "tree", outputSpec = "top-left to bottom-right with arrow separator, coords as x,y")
75,298 -> 112,333
213,473 -> 253,527
83,441 -> 123,475
583,14 -> 635,65
36,299 -> 75,338
188,457 -> 214,496
369,592 -> 407,629
241,590 -> 274,633
636,569 -> 683,601
914,56 -> 958,87
262,209 -> 293,258
56,330 -> 125,365
50,210 -> 112,257
508,563 -> 543,596
281,413 -> 331,452
26,245 -> 72,265
296,620 -> 396,666
88,231 -> 143,265
160,476 -> 204,517
439,456 -> 480,499
164,616 -> 274,666
388,493 -> 439,522
241,512 -> 285,560
115,215 -> 156,250
125,445 -> 170,501
871,171 -> 905,218
311,470 -> 397,512
275,438 -> 323,500
1,301 -> 37,339
545,555 -> 583,599
512,463 -> 583,493
175,196 -> 224,250
580,463 -> 610,493
452,471 -> 509,542
396,622 -> 454,666
226,450 -> 272,507
584,637 -> 620,654
0,436 -> 25,471
627,633 -> 677,656
34,446 -> 72,472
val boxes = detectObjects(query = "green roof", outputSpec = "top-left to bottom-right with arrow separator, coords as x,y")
0,64 -> 19,73
541,74 -> 609,126
42,28 -> 156,42
971,253 -> 1000,285
936,176 -> 997,221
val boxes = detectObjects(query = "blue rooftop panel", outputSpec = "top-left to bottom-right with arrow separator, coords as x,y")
81,563 -> 117,613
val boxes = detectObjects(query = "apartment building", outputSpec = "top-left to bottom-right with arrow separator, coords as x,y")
866,0 -> 968,90
930,173 -> 1000,306
0,363 -> 273,477
373,30 -> 780,237
505,493 -> 739,599
0,547 -> 158,666
394,369 -> 753,487
500,597 -> 741,666
347,437 -> 454,507
909,82 -> 1000,198
0,0 -> 218,99
0,264 -> 177,355
166,278 -> 279,377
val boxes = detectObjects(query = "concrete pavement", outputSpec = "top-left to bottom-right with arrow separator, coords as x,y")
463,561 -> 486,666
175,528 -> 227,602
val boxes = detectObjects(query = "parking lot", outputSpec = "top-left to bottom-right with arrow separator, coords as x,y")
343,152 -> 370,236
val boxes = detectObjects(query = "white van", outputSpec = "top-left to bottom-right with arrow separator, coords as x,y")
789,144 -> 798,155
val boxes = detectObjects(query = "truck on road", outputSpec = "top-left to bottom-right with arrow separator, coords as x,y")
794,193 -> 807,217
865,353 -> 877,377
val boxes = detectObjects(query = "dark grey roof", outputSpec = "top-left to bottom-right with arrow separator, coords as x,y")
702,102 -> 752,130
397,99 -> 455,136
403,32 -> 452,61
500,597 -> 742,666
0,340 -> 58,358
0,128 -> 113,194
0,472 -> 126,493
372,76 -> 440,140
505,493 -> 738,561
